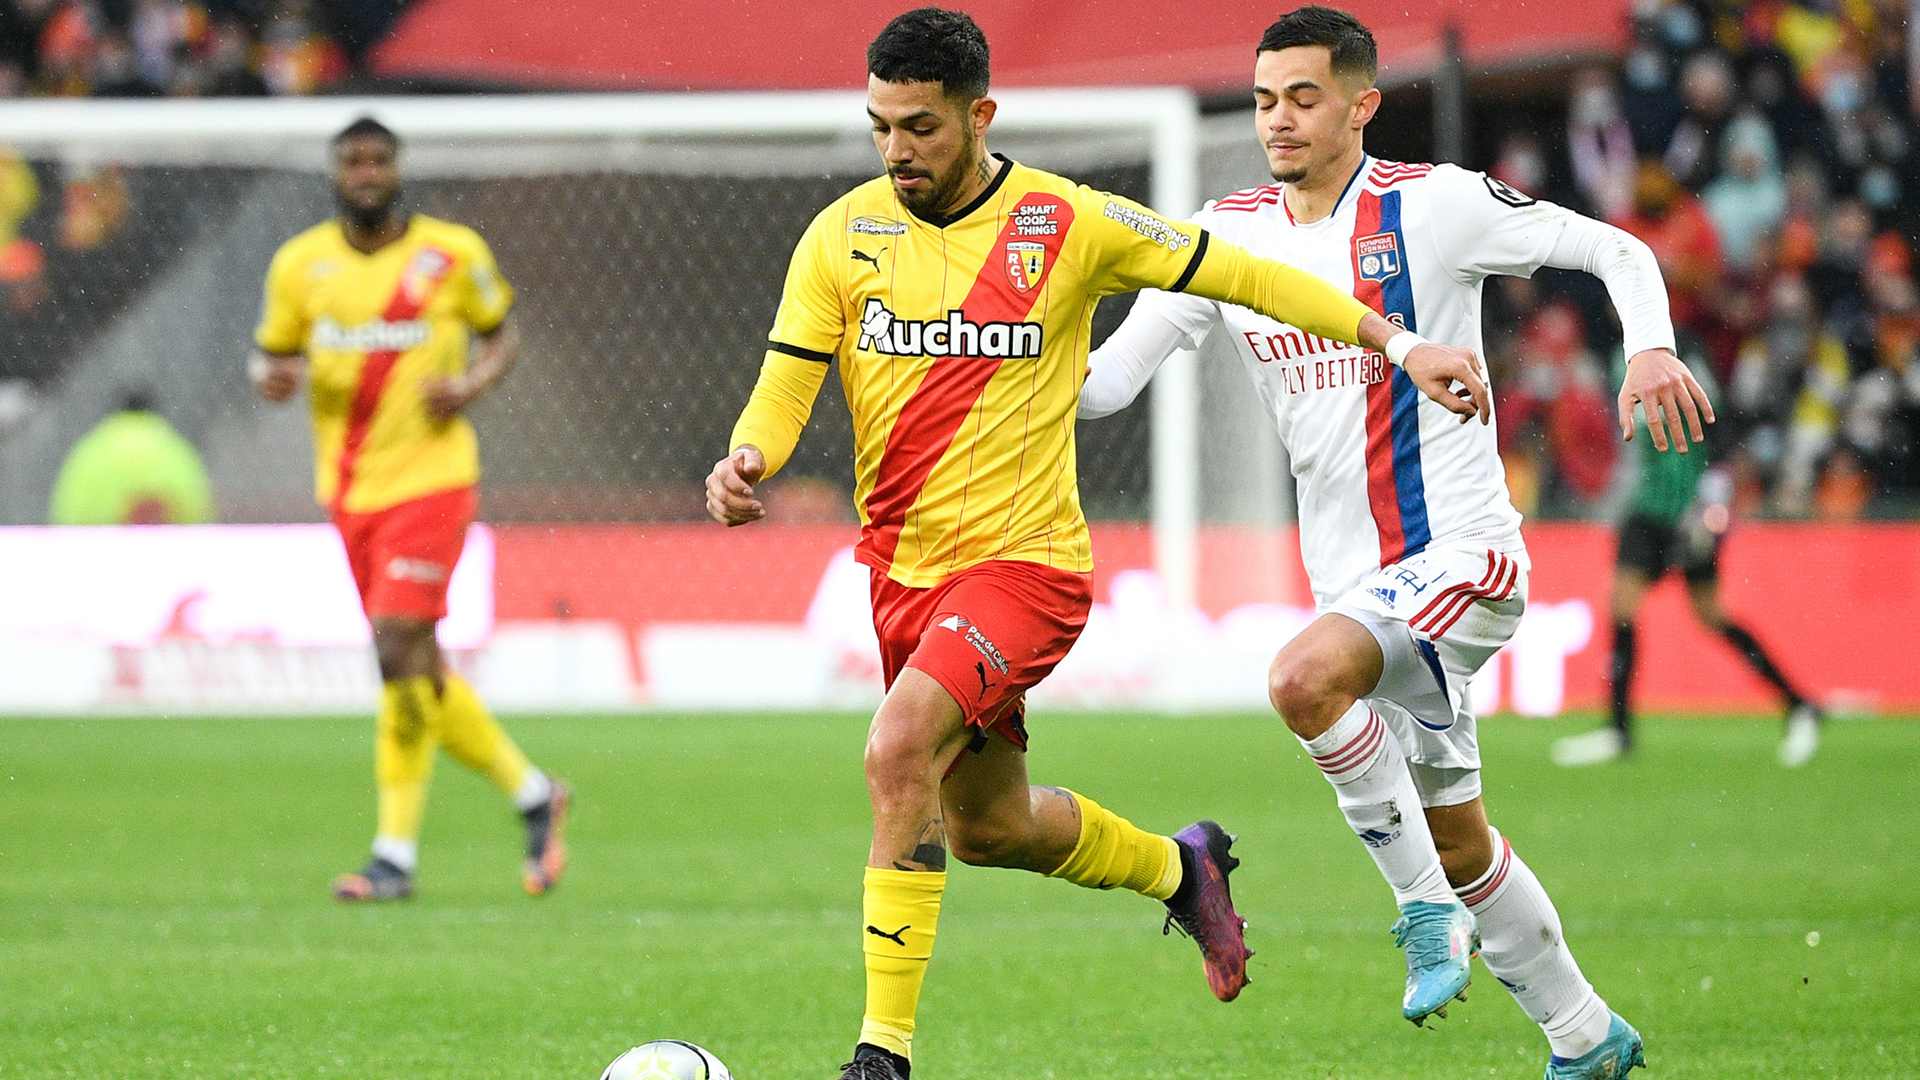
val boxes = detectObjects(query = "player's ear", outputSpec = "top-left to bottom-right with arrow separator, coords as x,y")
1350,86 -> 1382,130
970,95 -> 997,138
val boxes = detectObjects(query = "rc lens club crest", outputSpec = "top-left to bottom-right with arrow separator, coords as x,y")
1006,241 -> 1045,293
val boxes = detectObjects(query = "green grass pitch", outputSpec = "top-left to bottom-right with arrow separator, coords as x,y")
2,711 -> 1915,1079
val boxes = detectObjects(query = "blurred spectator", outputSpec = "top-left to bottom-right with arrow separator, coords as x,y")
1612,159 -> 1725,340
256,0 -> 347,95
1568,67 -> 1639,220
1728,275 -> 1853,515
58,158 -> 128,250
48,388 -> 215,524
0,143 -> 47,312
1489,131 -> 1548,198
1664,50 -> 1739,188
1806,197 -> 1875,343
1703,111 -> 1788,274
1495,295 -> 1619,514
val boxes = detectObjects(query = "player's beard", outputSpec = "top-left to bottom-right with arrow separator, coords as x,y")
336,185 -> 400,232
891,148 -> 973,216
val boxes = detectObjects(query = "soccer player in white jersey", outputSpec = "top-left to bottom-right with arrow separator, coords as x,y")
1079,8 -> 1712,1079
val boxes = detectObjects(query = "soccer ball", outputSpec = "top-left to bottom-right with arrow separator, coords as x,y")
599,1040 -> 732,1080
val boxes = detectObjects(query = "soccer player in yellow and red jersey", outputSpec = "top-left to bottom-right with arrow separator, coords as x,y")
704,10 -> 1490,1078
251,117 -> 568,903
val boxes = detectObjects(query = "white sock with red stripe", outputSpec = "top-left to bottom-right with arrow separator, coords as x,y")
1299,703 -> 1455,906
1455,827 -> 1613,1059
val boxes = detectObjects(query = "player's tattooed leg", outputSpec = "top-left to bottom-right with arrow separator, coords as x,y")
894,817 -> 948,872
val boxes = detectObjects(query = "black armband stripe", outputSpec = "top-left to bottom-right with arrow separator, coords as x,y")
768,340 -> 834,363
1169,230 -> 1211,293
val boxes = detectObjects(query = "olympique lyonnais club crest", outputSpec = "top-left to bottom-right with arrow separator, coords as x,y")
1005,241 -> 1046,294
1354,232 -> 1401,282
400,247 -> 453,304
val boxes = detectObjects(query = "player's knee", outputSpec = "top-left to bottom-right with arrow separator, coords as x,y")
863,723 -> 936,797
373,636 -> 414,682
1268,653 -> 1340,734
371,619 -> 437,681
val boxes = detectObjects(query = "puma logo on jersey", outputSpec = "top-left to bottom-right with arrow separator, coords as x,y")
856,299 -> 1042,359
851,248 -> 886,272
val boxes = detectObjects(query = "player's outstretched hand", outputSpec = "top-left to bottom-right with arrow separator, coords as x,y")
249,353 -> 305,402
1619,347 -> 1714,452
706,446 -> 767,527
1404,343 -> 1490,425
423,375 -> 479,421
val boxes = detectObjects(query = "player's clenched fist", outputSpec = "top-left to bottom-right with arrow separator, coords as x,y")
249,352 -> 306,402
706,445 -> 768,526
1404,342 -> 1490,425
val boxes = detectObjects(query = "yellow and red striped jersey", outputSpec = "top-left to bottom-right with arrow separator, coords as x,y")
757,159 -> 1213,587
255,214 -> 512,514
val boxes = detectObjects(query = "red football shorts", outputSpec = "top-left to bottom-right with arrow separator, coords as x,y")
331,486 -> 477,623
869,559 -> 1093,748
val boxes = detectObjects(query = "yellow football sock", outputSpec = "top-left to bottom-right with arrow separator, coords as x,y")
374,676 -> 439,844
1046,790 -> 1183,900
433,670 -> 532,797
859,867 -> 945,1061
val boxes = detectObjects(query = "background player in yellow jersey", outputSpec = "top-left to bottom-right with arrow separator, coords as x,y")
705,10 -> 1491,1078
250,117 -> 568,903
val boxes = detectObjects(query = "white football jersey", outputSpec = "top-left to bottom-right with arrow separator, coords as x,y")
1133,157 -> 1576,604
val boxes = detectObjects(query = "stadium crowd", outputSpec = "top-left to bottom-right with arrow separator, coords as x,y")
0,0 -> 408,99
1489,0 -> 1920,519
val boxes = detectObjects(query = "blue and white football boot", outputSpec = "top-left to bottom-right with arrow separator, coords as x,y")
1390,899 -> 1479,1023
1544,1011 -> 1646,1080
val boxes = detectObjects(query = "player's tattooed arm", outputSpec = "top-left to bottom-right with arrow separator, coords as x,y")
893,817 -> 949,872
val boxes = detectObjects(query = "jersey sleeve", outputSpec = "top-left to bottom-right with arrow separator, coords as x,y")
253,240 -> 308,354
766,204 -> 848,360
454,230 -> 515,333
1423,164 -> 1575,284
1074,189 -> 1212,296
1123,203 -> 1227,349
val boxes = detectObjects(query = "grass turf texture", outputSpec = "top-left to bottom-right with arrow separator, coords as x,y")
2,713 -> 1914,1079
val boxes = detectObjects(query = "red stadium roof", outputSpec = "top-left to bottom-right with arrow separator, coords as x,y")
371,0 -> 1632,94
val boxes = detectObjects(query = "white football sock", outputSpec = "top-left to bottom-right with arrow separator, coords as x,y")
512,768 -> 553,813
1300,703 -> 1455,906
371,835 -> 419,873
1456,827 -> 1613,1058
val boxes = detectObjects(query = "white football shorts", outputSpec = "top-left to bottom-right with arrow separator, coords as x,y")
1326,540 -> 1529,806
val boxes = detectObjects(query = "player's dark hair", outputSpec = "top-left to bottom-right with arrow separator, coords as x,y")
332,115 -> 399,150
1259,6 -> 1378,87
867,7 -> 990,102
